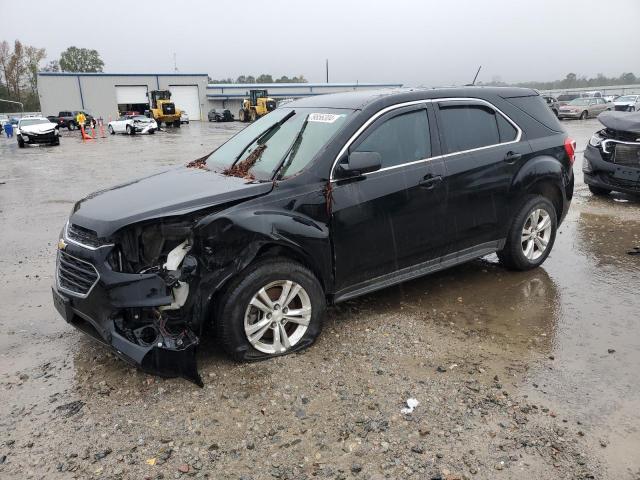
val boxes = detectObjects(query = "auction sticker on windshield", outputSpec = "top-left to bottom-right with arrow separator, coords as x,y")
308,113 -> 344,123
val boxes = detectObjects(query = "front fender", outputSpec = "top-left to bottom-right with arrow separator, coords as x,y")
191,206 -> 331,321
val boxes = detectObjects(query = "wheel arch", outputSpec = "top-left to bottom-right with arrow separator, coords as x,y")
511,155 -> 567,222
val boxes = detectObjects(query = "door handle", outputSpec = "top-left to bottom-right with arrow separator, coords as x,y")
504,151 -> 522,163
419,174 -> 443,189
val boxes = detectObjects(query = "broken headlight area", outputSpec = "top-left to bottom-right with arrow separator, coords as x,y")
106,220 -> 205,385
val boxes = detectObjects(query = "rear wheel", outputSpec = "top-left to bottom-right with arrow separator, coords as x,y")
631,107 -> 636,112
580,110 -> 588,120
588,185 -> 611,196
216,258 -> 325,362
498,195 -> 557,271
108,125 -> 115,135
173,120 -> 181,128
68,122 -> 76,131
239,109 -> 246,122
250,109 -> 257,122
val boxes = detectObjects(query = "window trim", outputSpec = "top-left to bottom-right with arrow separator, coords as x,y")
330,97 -> 522,181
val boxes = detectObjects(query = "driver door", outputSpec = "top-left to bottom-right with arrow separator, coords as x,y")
330,103 -> 448,298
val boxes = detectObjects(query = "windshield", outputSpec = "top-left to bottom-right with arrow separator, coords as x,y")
207,107 -> 353,180
19,119 -> 51,126
568,99 -> 591,106
616,96 -> 637,102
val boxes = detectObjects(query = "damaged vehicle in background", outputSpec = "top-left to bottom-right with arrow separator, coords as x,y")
613,95 -> 640,112
52,87 -> 574,385
584,111 -> 640,196
108,115 -> 158,135
16,117 -> 61,147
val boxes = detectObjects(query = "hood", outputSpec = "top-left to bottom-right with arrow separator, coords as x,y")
597,111 -> 640,134
20,123 -> 56,134
71,167 -> 274,237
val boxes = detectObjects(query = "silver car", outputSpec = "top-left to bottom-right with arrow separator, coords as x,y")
558,97 -> 611,120
613,95 -> 640,112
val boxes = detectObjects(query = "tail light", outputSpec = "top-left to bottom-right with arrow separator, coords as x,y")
564,137 -> 576,165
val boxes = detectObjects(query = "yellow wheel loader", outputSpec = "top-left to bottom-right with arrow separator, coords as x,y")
238,89 -> 276,122
149,90 -> 182,128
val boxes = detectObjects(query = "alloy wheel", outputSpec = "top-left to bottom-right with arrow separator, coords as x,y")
521,208 -> 552,261
244,280 -> 311,354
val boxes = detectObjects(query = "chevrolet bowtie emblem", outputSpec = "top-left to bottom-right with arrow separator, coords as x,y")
57,239 -> 67,250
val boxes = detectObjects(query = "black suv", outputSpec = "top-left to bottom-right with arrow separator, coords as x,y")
52,87 -> 575,384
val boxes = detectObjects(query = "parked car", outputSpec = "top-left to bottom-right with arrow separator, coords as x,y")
541,95 -> 560,117
584,111 -> 640,196
52,87 -> 575,384
582,90 -> 603,98
108,115 -> 157,135
557,93 -> 582,107
16,117 -> 60,147
48,110 -> 95,130
558,97 -> 611,119
180,111 -> 190,124
613,95 -> 640,112
208,108 -> 234,122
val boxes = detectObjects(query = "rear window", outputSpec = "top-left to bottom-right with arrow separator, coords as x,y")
504,95 -> 563,133
438,104 -> 500,154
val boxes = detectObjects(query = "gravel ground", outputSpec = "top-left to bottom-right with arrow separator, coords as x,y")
0,119 -> 639,479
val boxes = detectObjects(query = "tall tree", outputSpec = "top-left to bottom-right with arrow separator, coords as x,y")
59,46 -> 104,72
24,45 -> 46,94
42,60 -> 60,72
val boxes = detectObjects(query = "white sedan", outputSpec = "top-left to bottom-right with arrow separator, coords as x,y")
108,115 -> 158,135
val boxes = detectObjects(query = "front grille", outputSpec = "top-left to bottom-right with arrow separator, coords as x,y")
613,144 -> 640,167
67,223 -> 101,248
57,250 -> 99,297
614,105 -> 631,112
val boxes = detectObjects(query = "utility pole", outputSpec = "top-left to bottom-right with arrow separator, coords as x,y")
326,59 -> 329,83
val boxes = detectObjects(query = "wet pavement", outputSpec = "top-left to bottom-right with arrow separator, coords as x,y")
0,119 -> 639,479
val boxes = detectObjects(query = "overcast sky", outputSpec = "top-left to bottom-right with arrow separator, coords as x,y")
1,0 -> 639,86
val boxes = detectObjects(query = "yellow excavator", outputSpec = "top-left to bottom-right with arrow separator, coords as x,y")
149,90 -> 182,127
238,89 -> 276,122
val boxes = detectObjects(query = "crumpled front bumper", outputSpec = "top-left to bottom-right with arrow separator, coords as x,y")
134,124 -> 157,134
583,144 -> 640,193
52,236 -> 202,386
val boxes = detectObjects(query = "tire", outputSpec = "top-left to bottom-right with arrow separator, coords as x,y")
126,125 -> 133,135
580,111 -> 588,120
497,195 -> 557,271
588,185 -> 611,196
68,122 -> 76,131
173,120 -> 181,128
149,129 -> 155,135
631,107 -> 636,112
216,257 -> 325,362
108,125 -> 115,135
239,109 -> 246,122
250,109 -> 257,122
18,136 -> 25,148
51,137 -> 60,146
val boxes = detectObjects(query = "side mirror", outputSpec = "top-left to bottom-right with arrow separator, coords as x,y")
336,151 -> 382,178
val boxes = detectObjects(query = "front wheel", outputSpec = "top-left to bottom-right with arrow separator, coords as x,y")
108,125 -> 115,135
630,107 -> 636,112
68,122 -> 76,131
17,136 -> 25,148
239,109 -> 246,122
580,111 -> 588,120
126,125 -> 133,135
216,258 -> 325,362
588,185 -> 611,196
498,196 -> 557,271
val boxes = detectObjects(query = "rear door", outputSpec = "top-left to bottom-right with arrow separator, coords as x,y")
331,103 -> 448,295
434,99 -> 529,253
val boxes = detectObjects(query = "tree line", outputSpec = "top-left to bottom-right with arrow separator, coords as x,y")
209,74 -> 308,84
0,40 -> 104,112
479,72 -> 638,91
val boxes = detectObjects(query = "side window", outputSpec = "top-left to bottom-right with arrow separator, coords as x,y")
496,114 -> 517,143
438,104 -> 501,154
353,109 -> 430,169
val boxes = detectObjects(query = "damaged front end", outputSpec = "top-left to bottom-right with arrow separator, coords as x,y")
584,111 -> 640,193
53,219 -> 205,386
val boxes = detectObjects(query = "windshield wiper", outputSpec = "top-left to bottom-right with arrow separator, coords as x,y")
273,115 -> 309,179
228,110 -> 296,169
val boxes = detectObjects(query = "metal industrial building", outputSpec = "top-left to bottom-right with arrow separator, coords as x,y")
37,72 -> 402,121
206,82 -> 403,113
37,72 -> 209,121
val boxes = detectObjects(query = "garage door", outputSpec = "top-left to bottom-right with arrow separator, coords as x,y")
115,85 -> 148,104
169,85 -> 201,121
